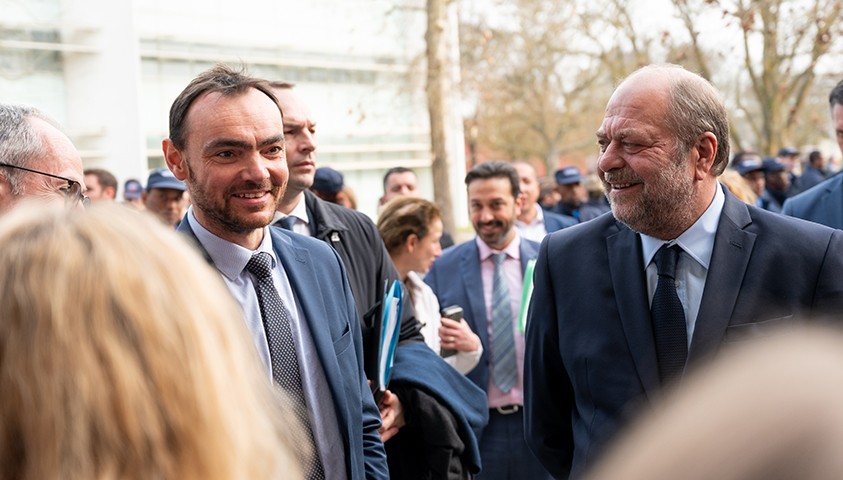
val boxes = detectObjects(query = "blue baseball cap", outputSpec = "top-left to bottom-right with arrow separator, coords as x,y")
763,157 -> 787,173
554,166 -> 582,185
146,168 -> 186,192
733,156 -> 765,176
123,179 -> 143,200
312,167 -> 344,193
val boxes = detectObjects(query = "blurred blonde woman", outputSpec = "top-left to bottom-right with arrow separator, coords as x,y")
0,202 -> 302,480
720,167 -> 759,206
377,197 -> 482,374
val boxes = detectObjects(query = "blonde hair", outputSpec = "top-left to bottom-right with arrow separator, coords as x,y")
0,202 -> 301,480
720,168 -> 759,205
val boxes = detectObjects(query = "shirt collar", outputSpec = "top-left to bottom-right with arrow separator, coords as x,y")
476,230 -> 522,262
187,205 -> 278,280
640,183 -> 725,270
515,203 -> 545,229
271,194 -> 310,226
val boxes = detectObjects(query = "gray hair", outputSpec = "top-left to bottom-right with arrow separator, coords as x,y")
0,104 -> 58,195
630,65 -> 731,176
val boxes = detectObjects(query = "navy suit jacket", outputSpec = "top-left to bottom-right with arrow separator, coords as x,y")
177,220 -> 388,480
543,210 -> 578,234
783,172 -> 843,230
425,236 -> 541,392
524,188 -> 843,479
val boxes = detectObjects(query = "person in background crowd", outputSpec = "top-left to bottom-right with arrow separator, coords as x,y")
796,150 -> 827,193
761,157 -> 790,213
719,168 -> 758,206
123,178 -> 145,209
143,168 -> 187,227
581,174 -> 612,216
380,166 -> 419,204
427,161 -> 552,480
272,81 -> 486,480
512,161 -> 576,242
163,65 -> 388,480
783,79 -> 843,229
338,185 -> 357,210
83,168 -> 118,202
310,166 -> 346,205
776,146 -> 801,192
537,176 -> 562,211
730,151 -> 768,208
0,103 -> 87,213
379,166 -> 456,249
0,202 -> 302,480
377,196 -> 483,374
553,166 -> 604,222
524,64 -> 843,480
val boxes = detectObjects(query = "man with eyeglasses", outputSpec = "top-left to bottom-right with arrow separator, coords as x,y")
0,104 -> 88,212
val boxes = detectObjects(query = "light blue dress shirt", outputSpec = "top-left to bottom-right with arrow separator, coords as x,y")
640,184 -> 725,345
187,207 -> 347,480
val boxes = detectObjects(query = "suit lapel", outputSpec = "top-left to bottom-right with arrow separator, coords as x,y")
689,192 -> 755,363
176,216 -> 213,263
460,242 -> 490,350
270,230 -> 350,425
824,179 -> 843,226
607,226 -> 660,396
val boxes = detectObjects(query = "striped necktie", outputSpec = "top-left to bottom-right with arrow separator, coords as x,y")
491,252 -> 517,392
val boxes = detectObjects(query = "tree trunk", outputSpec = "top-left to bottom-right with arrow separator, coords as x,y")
426,0 -> 456,235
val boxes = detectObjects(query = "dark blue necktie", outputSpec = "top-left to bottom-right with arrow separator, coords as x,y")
246,252 -> 325,480
651,245 -> 687,384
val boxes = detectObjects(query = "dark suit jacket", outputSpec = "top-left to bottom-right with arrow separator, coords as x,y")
783,172 -> 843,230
543,210 -> 578,234
178,220 -> 388,480
524,188 -> 843,479
300,191 -> 487,478
425,237 -> 541,392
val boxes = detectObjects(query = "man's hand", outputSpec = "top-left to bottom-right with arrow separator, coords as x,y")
378,388 -> 405,442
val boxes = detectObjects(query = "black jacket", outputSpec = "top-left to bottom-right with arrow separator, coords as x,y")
300,190 -> 487,478
303,190 -> 423,351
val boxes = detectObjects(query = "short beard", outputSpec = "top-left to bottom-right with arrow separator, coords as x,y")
606,148 -> 696,240
186,161 -> 280,235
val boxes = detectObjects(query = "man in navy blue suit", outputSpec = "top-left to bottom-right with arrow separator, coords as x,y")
426,161 -> 551,480
512,161 -> 577,242
783,79 -> 843,229
163,65 -> 388,480
524,64 -> 843,479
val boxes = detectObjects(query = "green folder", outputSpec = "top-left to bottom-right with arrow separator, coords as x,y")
518,259 -> 537,333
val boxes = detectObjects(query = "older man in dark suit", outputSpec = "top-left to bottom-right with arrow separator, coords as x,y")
512,161 -> 577,242
524,64 -> 843,479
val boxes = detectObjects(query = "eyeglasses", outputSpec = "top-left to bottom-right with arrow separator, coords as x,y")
0,162 -> 90,207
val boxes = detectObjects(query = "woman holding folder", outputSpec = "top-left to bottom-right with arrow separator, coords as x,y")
378,197 -> 483,374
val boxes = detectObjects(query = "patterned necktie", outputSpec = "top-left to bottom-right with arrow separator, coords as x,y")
651,245 -> 688,385
491,252 -> 517,393
246,252 -> 325,480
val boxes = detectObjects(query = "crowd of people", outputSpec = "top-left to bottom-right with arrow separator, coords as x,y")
2,61 -> 843,480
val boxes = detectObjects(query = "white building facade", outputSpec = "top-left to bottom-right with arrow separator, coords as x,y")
1,0 -> 468,222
